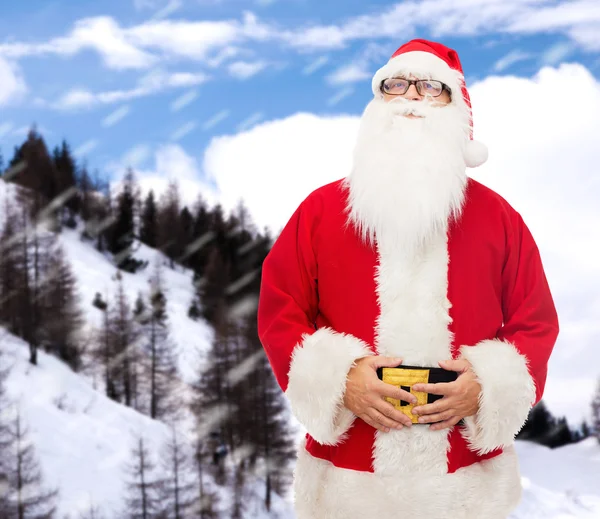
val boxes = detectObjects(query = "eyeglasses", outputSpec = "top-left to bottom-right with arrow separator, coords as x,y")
380,78 -> 451,98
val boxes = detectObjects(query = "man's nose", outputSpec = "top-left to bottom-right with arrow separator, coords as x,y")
405,83 -> 422,101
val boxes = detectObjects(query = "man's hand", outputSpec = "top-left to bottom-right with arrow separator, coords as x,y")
343,356 -> 416,433
411,359 -> 481,431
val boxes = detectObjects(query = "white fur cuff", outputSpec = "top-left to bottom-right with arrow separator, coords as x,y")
459,339 -> 536,455
285,327 -> 373,446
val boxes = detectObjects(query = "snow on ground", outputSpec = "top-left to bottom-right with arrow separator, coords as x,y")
2,331 -> 172,517
512,439 -> 600,518
59,226 -> 213,385
2,331 -> 296,518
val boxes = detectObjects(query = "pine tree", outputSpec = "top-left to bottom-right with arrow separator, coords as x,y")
1,406 -> 59,518
140,191 -> 158,249
157,180 -> 183,269
186,195 -> 214,275
122,436 -> 162,519
193,439 -> 220,519
156,426 -> 197,519
591,378 -> 600,444
107,168 -> 141,272
93,293 -> 119,402
138,263 -> 179,420
516,400 -> 556,442
240,314 -> 296,510
78,165 -> 94,224
196,246 -> 231,327
9,128 -> 59,225
52,140 -> 79,218
39,242 -> 83,370
111,273 -> 141,408
0,197 -> 21,333
544,416 -> 575,448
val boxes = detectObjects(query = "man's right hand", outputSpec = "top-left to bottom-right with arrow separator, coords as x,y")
343,356 -> 416,432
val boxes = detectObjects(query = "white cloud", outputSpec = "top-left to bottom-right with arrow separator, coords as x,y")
0,56 -> 27,106
53,70 -> 209,110
0,13 -> 272,70
134,144 -> 216,208
227,60 -> 268,79
202,112 -> 359,233
283,0 -> 600,52
493,49 -> 532,72
201,62 -> 600,424
1,2 -> 598,77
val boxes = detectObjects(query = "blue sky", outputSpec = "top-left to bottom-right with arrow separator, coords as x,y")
0,0 -> 599,188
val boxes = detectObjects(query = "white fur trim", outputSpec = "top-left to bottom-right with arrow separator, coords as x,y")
459,339 -> 536,455
465,139 -> 488,168
372,228 -> 455,475
293,436 -> 522,519
285,327 -> 373,446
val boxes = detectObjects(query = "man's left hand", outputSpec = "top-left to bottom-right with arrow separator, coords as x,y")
411,359 -> 481,431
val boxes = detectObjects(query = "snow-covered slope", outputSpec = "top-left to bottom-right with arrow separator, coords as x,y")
513,439 -> 600,518
59,225 -> 213,385
2,331 -> 296,518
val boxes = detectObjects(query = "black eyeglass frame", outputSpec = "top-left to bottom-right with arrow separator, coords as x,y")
379,78 -> 452,98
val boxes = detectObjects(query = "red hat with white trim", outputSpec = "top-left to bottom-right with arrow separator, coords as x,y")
372,39 -> 488,168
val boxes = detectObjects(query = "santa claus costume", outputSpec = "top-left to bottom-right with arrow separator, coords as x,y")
257,39 -> 559,519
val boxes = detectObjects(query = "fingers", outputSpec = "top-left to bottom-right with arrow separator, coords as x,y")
367,407 -> 406,431
438,358 -> 470,373
429,415 -> 462,431
371,356 -> 403,369
376,381 -> 417,405
374,399 -> 413,427
415,409 -> 455,424
360,412 -> 402,433
412,398 -> 451,417
411,382 -> 453,395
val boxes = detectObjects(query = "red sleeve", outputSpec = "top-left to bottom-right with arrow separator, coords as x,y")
498,211 -> 560,404
460,209 -> 559,454
257,194 -> 372,446
257,198 -> 319,392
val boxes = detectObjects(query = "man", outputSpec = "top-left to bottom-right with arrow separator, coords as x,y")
257,38 -> 559,519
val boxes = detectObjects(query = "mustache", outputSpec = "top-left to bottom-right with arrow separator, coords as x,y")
385,98 -> 438,119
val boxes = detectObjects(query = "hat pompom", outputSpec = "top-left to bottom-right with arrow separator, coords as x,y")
464,139 -> 488,168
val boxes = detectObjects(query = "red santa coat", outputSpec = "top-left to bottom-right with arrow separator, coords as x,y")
258,177 -> 559,519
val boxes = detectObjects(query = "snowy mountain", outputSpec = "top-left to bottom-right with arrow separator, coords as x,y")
0,175 -> 599,518
0,178 -> 296,518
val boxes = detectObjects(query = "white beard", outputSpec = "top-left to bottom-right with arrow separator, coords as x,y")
344,97 -> 470,253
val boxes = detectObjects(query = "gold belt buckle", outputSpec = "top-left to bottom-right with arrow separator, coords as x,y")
380,367 -> 431,424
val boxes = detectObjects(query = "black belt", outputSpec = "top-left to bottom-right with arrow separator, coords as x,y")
376,364 -> 458,424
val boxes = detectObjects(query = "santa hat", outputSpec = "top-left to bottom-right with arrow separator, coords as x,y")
372,39 -> 488,168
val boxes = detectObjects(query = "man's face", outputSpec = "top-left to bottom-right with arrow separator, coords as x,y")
381,74 -> 451,118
